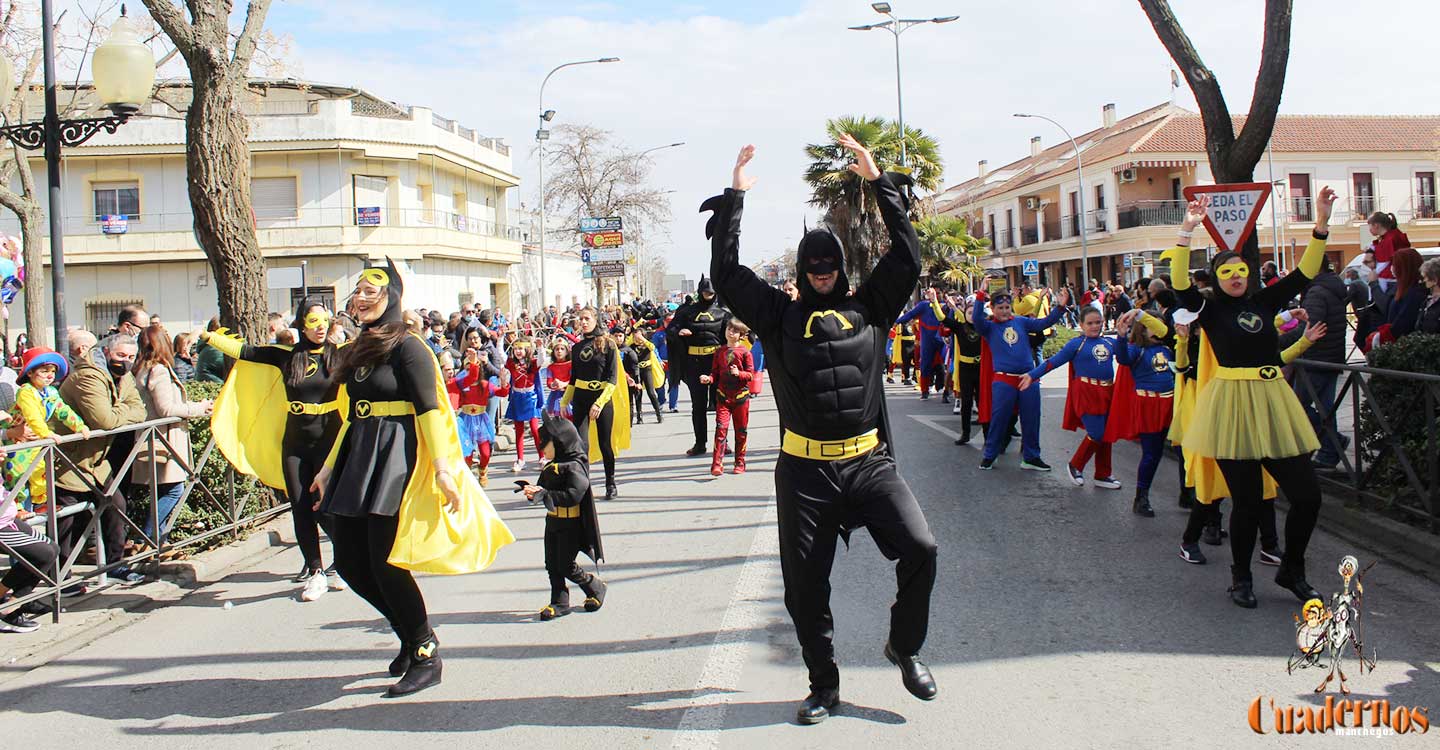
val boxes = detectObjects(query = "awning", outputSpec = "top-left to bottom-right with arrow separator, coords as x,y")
1114,159 -> 1196,173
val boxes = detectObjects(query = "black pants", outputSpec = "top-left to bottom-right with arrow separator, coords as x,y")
632,374 -> 662,421
544,515 -> 595,607
683,367 -> 712,447
1181,499 -> 1221,545
1216,454 -> 1322,580
283,447 -> 333,572
55,488 -> 128,566
329,513 -> 430,645
955,363 -> 980,439
774,446 -> 938,690
572,391 -> 616,486
1,523 -> 58,597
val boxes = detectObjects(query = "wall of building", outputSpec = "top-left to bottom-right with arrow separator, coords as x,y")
507,249 -> 589,315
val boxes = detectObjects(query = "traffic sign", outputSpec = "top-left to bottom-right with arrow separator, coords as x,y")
1182,182 -> 1272,252
1022,259 -> 1039,277
581,248 -> 591,264
1123,256 -> 1132,269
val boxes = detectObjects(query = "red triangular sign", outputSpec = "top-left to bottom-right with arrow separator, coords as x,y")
1182,182 -> 1272,252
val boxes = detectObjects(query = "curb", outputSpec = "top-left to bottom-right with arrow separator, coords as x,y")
150,518 -> 294,587
1284,490 -> 1440,583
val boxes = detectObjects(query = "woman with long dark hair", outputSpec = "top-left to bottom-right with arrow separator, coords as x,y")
205,297 -> 343,602
560,306 -> 629,501
311,261 -> 513,697
132,325 -> 212,549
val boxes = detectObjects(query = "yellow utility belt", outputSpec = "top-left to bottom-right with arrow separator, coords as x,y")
288,401 -> 339,416
782,429 -> 879,461
1079,377 -> 1113,386
1216,365 -> 1284,382
689,345 -> 720,356
548,505 -> 581,519
573,379 -> 608,391
956,354 -> 979,364
719,388 -> 751,401
1137,390 -> 1174,398
459,404 -> 487,415
352,400 -> 416,419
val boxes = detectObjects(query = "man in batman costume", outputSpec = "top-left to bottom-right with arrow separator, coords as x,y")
701,138 -> 939,725
666,275 -> 731,456
523,414 -> 607,620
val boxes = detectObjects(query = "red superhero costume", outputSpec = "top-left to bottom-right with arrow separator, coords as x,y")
708,344 -> 755,476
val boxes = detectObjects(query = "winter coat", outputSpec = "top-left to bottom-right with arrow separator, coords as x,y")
132,364 -> 208,485
1296,271 -> 1348,363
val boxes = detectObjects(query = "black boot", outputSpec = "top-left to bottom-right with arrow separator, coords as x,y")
796,687 -> 840,725
1132,489 -> 1155,517
388,641 -> 411,678
1275,560 -> 1321,603
1228,567 -> 1257,609
1178,486 -> 1196,509
884,641 -> 938,700
386,633 -> 442,697
581,576 -> 608,612
656,411 -> 663,423
539,602 -> 571,621
605,482 -> 618,501
940,392 -> 950,404
954,433 -> 970,446
685,443 -> 706,457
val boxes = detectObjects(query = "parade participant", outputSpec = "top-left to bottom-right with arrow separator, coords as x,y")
704,139 -> 938,724
523,416 -> 606,621
1018,304 -> 1117,486
974,287 -> 1069,472
310,261 -> 515,696
504,338 -> 546,473
1167,190 -> 1333,609
628,328 -> 665,424
1107,310 -> 1177,517
940,295 -> 982,443
667,276 -> 730,456
6,348 -> 90,512
542,338 -> 572,417
886,322 -> 915,385
206,298 -> 344,601
455,347 -> 500,487
619,335 -> 642,425
658,317 -> 681,413
699,319 -> 756,476
895,287 -> 946,399
561,307 -> 631,501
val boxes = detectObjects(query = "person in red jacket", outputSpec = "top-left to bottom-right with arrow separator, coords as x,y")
699,319 -> 756,476
1366,211 -> 1410,293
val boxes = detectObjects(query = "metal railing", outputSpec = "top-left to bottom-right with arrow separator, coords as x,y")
1290,196 -> 1315,223
1416,194 -> 1439,220
6,207 -> 525,243
1116,200 -> 1186,229
1289,358 -> 1440,532
0,419 -> 283,623
1020,226 -> 1039,246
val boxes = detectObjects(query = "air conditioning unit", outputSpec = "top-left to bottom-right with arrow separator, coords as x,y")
1119,168 -> 1138,183
1024,197 -> 1041,211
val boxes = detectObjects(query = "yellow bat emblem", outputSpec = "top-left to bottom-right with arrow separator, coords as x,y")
416,641 -> 435,659
804,310 -> 854,338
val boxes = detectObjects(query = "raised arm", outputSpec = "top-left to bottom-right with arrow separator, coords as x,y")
703,145 -> 789,339
971,296 -> 994,337
1025,335 -> 1081,381
896,302 -> 925,325
853,171 -> 922,328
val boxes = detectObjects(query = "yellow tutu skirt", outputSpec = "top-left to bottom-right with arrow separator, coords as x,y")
1168,373 -> 1197,446
1183,378 -> 1319,460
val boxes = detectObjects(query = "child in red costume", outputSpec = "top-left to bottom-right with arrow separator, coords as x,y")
505,338 -> 546,473
456,347 -> 502,486
699,320 -> 756,476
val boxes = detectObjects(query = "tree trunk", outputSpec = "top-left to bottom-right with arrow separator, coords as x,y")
186,63 -> 267,342
19,207 -> 45,344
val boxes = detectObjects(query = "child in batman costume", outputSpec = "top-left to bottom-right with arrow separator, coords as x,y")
939,296 -> 983,443
666,276 -> 730,456
704,139 -> 938,725
207,297 -> 343,601
628,327 -> 666,424
523,415 -> 607,620
560,307 -> 631,501
311,260 -> 515,697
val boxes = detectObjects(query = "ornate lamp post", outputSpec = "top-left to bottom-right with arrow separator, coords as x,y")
0,4 -> 156,350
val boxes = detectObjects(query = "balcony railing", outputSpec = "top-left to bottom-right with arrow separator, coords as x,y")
1020,226 -> 1039,245
1416,194 -> 1439,220
1116,200 -> 1186,229
1290,196 -> 1315,223
1041,219 -> 1061,242
993,229 -> 1015,249
11,207 -> 524,243
1352,195 -> 1377,219
1089,209 -> 1109,233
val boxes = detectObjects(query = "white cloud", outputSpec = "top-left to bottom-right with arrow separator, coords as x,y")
288,0 -> 1440,281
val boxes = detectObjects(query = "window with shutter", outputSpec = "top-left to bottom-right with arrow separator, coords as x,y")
92,182 -> 140,221
252,177 -> 299,221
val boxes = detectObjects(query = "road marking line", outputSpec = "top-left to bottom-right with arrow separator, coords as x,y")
909,414 -> 961,440
671,500 -> 780,750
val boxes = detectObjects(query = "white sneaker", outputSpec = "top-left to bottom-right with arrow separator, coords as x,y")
300,571 -> 328,602
1093,476 -> 1123,490
325,567 -> 346,591
952,403 -> 962,415
512,459 -> 525,473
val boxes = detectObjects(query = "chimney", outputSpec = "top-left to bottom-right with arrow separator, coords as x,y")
978,159 -> 989,179
1030,136 -> 1042,158
1103,103 -> 1117,129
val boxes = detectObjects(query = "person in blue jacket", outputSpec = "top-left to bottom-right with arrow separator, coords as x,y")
895,286 -> 947,399
652,323 -> 679,412
973,288 -> 1069,471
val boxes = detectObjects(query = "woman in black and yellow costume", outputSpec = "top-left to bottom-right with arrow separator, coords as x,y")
311,260 -> 515,697
1166,188 -> 1334,609
628,326 -> 666,424
561,306 -> 630,501
206,297 -> 343,602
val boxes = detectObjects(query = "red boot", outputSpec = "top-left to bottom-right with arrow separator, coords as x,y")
733,429 -> 748,474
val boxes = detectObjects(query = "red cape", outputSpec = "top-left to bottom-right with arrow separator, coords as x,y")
977,340 -> 994,424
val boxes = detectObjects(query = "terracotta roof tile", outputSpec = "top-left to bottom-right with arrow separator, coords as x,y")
1136,114 -> 1440,153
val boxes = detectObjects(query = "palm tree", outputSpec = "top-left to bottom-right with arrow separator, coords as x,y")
803,116 -> 943,281
914,215 -> 991,293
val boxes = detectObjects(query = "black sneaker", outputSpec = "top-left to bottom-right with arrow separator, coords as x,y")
1178,543 -> 1207,565
1258,547 -> 1283,566
0,611 -> 40,634
1020,457 -> 1051,472
1093,475 -> 1122,490
293,565 -> 318,584
953,434 -> 970,446
979,457 -> 995,470
1201,524 -> 1224,547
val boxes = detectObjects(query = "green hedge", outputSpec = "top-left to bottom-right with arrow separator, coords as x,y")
1357,333 -> 1440,520
125,380 -> 281,551
1041,325 -> 1080,359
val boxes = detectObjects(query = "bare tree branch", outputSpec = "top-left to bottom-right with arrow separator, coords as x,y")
1137,0 -> 1235,175
139,0 -> 195,57
1229,0 -> 1294,176
231,0 -> 273,70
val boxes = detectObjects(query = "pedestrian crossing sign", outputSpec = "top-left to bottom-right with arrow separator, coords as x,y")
1022,259 -> 1039,277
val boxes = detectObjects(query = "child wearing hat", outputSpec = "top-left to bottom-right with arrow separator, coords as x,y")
5,348 -> 90,513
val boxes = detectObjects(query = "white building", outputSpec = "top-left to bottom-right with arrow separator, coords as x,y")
1,79 -> 523,337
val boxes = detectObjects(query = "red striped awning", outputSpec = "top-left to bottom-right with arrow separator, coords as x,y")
1114,159 -> 1197,173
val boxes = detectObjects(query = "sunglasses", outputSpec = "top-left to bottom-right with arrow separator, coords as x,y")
1215,264 -> 1251,281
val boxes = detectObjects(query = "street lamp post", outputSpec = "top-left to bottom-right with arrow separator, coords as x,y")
0,3 -> 155,351
537,57 -> 619,313
628,144 -> 683,301
1014,113 -> 1090,292
849,3 -> 957,166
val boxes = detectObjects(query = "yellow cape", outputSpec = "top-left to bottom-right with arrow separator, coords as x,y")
386,334 -> 516,574
587,347 -> 631,464
635,338 -> 666,390
1182,332 -> 1278,504
211,336 -> 293,491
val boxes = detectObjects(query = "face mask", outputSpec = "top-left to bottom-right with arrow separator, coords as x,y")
108,360 -> 129,377
303,311 -> 332,332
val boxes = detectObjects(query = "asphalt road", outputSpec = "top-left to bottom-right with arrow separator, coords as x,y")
2,379 -> 1437,748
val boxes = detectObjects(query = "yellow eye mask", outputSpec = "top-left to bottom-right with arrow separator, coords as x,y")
359,268 -> 391,287
303,311 -> 332,331
1216,263 -> 1250,281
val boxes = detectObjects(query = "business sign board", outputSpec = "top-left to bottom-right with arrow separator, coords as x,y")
582,231 -> 625,249
356,206 -> 382,226
590,261 -> 626,278
1182,183 -> 1272,252
589,247 -> 624,263
100,215 -> 128,235
579,216 -> 623,233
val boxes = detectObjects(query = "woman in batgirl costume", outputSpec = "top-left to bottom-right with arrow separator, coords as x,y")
561,306 -> 630,501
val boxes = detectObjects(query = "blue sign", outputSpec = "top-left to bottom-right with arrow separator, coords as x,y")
1022,259 -> 1039,277
100,214 -> 129,235
1123,256 -> 1133,269
356,206 -> 382,226
579,216 -> 623,233
581,248 -> 591,264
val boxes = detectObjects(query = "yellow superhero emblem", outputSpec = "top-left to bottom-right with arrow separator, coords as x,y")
1151,351 -> 1170,373
416,641 -> 436,658
356,400 -> 373,418
1237,311 -> 1263,333
695,312 -> 716,322
1258,365 -> 1281,381
305,358 -> 320,378
288,402 -> 305,415
1003,327 -> 1019,346
804,310 -> 855,338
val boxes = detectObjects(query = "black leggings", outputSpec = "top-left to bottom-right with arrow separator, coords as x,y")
1,523 -> 58,598
683,371 -> 711,446
329,513 -> 430,644
544,516 -> 595,606
1216,454 -> 1322,579
955,363 -> 980,438
572,392 -> 616,486
632,374 -> 662,420
283,447 -> 333,571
